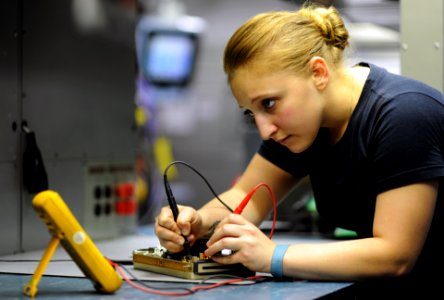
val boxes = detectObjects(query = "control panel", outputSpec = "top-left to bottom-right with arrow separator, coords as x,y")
83,163 -> 138,240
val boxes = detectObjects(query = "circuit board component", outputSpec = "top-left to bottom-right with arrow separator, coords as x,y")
132,240 -> 254,280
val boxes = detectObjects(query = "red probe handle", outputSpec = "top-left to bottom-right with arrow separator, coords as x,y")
233,189 -> 255,214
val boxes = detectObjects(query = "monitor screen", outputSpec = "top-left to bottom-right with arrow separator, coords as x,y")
142,30 -> 198,87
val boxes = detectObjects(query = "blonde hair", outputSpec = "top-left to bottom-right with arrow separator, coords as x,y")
223,4 -> 349,80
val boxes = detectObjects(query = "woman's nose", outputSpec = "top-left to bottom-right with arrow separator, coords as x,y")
255,114 -> 277,140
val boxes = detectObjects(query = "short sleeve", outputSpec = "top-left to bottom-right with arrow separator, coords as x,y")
370,92 -> 444,193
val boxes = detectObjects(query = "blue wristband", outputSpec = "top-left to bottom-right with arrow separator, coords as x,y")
271,245 -> 289,277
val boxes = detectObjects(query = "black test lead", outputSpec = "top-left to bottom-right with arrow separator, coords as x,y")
162,160 -> 237,257
163,171 -> 192,257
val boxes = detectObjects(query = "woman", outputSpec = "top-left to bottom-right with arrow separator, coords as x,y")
155,4 -> 443,297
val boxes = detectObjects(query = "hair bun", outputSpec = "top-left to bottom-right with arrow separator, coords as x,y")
301,6 -> 349,50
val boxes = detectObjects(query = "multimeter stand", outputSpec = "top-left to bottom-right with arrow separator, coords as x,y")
23,237 -> 61,297
22,190 -> 122,298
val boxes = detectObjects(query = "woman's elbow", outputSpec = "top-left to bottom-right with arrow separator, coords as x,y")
387,255 -> 417,278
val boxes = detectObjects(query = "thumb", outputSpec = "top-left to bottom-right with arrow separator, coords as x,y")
177,206 -> 198,236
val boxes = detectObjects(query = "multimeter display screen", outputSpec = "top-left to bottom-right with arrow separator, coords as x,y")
142,31 -> 198,87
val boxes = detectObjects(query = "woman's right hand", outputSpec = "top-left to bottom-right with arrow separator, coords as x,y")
154,205 -> 203,253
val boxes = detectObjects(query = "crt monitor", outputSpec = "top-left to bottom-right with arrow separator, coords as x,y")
141,29 -> 199,87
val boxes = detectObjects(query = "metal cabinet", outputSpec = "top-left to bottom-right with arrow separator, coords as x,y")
0,0 -> 138,255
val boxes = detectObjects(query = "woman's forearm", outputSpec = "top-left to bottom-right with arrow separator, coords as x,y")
283,237 -> 411,281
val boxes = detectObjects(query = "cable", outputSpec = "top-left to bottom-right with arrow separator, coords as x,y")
108,259 -> 269,296
111,260 -> 192,296
4,257 -> 270,296
117,263 -> 193,293
163,160 -> 233,212
199,274 -> 269,285
233,182 -> 277,239
164,161 -> 277,238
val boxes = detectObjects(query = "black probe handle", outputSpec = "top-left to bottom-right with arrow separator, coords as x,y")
164,181 -> 191,255
164,181 -> 179,221
168,195 -> 179,221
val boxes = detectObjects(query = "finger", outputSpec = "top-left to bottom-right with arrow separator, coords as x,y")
206,220 -> 244,247
215,213 -> 248,229
211,252 -> 241,265
211,252 -> 238,264
159,237 -> 186,253
176,206 -> 196,236
204,237 -> 238,257
155,220 -> 186,245
186,233 -> 197,245
206,224 -> 242,255
210,223 -> 241,241
157,206 -> 180,234
156,223 -> 186,253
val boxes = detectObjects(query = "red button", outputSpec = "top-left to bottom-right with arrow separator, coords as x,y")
115,183 -> 134,199
115,199 -> 137,215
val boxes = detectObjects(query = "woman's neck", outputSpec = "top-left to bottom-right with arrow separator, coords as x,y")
324,65 -> 370,144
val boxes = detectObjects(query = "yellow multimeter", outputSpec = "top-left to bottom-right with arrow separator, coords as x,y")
24,190 -> 122,297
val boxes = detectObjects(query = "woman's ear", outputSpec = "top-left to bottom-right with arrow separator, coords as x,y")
308,56 -> 330,91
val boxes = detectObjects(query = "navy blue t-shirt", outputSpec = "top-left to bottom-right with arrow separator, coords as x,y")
258,63 -> 444,295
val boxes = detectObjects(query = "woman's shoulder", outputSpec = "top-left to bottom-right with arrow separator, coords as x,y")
363,62 -> 443,105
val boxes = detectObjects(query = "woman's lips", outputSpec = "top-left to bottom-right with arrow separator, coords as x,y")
277,136 -> 290,145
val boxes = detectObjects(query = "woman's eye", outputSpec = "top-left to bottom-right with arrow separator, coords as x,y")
243,110 -> 255,124
262,99 -> 276,110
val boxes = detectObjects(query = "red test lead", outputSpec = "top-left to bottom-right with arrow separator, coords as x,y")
233,182 -> 277,239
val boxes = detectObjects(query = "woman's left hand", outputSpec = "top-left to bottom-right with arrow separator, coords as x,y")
204,213 -> 276,273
